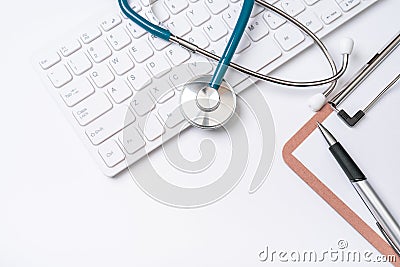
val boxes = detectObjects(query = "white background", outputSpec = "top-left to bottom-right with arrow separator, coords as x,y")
0,0 -> 399,266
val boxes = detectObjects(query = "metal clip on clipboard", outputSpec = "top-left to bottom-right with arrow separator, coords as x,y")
329,32 -> 400,127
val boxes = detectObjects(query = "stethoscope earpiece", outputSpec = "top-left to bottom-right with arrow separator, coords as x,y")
308,93 -> 327,112
308,38 -> 355,112
340,38 -> 355,55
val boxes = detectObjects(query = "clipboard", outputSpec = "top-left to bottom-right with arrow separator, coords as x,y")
283,34 -> 400,264
283,103 -> 400,265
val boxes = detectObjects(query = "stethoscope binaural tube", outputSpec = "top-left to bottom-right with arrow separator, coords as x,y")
119,0 -> 354,112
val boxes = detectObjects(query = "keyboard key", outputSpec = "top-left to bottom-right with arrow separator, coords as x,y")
338,0 -> 360,12
131,92 -> 156,116
60,78 -> 95,107
205,0 -> 229,15
274,23 -> 305,51
222,8 -> 240,29
148,35 -> 171,51
263,11 -> 286,30
147,56 -> 171,78
186,31 -> 210,49
86,105 -> 136,145
158,96 -> 185,128
138,113 -> 165,141
165,0 -> 189,15
87,40 -> 112,63
119,125 -> 146,154
72,93 -> 113,126
80,27 -> 102,44
67,52 -> 92,75
187,56 -> 213,76
169,66 -> 195,89
126,21 -> 147,39
321,6 -> 342,24
151,1 -> 170,22
60,39 -> 82,57
127,68 -> 151,90
98,140 -> 125,167
89,65 -> 115,88
167,16 -> 192,37
100,14 -> 122,31
246,14 -> 269,42
166,45 -> 191,66
107,80 -> 133,104
109,53 -> 134,76
209,40 -> 227,56
38,52 -> 61,70
47,64 -> 73,88
203,18 -> 228,42
148,80 -> 175,103
186,5 -> 210,26
281,0 -> 305,17
297,11 -> 323,33
129,40 -> 154,63
107,27 -> 132,51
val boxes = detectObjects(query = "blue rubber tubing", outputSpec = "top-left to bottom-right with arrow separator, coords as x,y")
209,0 -> 254,90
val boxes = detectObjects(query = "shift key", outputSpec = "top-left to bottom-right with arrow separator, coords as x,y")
85,106 -> 136,145
73,93 -> 113,126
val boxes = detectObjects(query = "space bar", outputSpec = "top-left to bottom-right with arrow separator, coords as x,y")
226,36 -> 282,87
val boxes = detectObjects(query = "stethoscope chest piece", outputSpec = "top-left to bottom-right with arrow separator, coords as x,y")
180,75 -> 237,129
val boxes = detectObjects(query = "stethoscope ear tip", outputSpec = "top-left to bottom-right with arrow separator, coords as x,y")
308,93 -> 327,112
340,37 -> 355,55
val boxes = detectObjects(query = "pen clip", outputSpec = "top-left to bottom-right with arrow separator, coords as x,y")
376,222 -> 400,257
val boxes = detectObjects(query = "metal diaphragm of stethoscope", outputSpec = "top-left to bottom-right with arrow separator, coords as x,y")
119,0 -> 356,129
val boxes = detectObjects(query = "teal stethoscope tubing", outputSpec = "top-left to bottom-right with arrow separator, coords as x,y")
119,0 -> 352,97
208,0 -> 254,89
119,0 -> 254,90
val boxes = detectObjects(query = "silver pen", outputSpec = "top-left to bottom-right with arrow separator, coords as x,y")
317,122 -> 400,256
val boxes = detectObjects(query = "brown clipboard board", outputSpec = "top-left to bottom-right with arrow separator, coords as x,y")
283,104 -> 400,266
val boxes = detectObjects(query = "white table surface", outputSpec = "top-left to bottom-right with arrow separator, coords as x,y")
1,0 -> 399,266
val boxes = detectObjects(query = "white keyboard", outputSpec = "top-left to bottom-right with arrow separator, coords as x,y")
34,0 -> 378,176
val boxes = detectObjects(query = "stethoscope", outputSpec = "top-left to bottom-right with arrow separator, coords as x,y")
119,0 -> 355,129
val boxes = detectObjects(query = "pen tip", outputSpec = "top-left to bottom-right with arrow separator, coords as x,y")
316,122 -> 337,146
